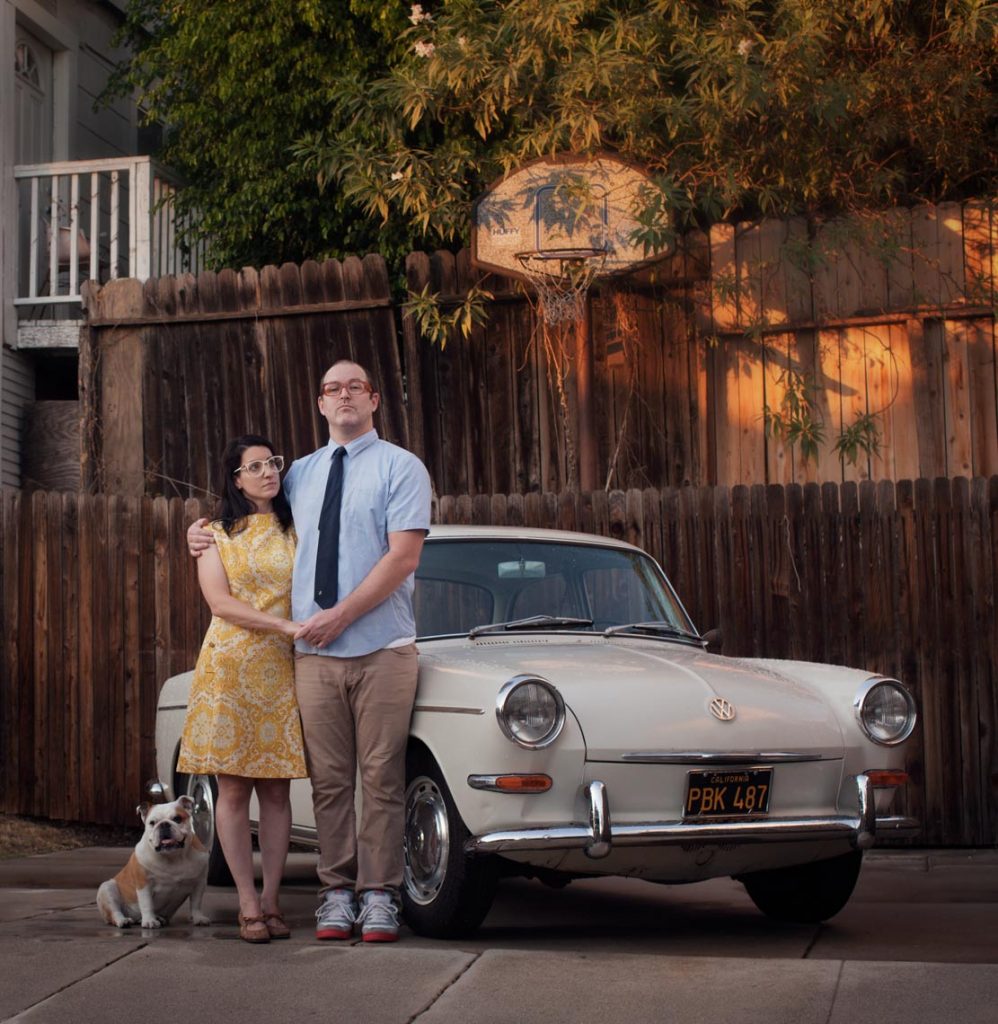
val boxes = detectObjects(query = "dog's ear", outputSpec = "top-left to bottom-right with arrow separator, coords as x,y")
177,795 -> 195,813
136,802 -> 151,822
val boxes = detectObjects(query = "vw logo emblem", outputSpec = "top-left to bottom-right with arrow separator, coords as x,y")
709,697 -> 736,721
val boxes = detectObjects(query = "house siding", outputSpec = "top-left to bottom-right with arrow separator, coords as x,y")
3,0 -> 139,485
1,346 -> 34,486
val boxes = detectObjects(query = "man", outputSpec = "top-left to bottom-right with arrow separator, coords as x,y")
189,359 -> 431,942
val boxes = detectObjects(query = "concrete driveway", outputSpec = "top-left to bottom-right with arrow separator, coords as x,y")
1,848 -> 997,1023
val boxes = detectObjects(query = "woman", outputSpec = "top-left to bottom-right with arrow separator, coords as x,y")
177,435 -> 306,943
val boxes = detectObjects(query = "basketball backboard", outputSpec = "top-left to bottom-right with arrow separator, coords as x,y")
471,153 -> 671,283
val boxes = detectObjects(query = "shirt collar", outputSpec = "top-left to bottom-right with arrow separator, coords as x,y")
327,428 -> 378,457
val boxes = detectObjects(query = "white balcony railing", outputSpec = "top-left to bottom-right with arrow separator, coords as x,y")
14,155 -> 205,308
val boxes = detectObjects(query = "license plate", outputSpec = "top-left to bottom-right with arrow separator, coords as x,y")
684,768 -> 772,818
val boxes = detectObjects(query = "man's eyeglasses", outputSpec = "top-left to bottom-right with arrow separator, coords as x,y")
320,379 -> 373,398
234,455 -> 285,477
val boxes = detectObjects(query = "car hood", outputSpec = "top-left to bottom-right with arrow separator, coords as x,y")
418,636 -> 846,761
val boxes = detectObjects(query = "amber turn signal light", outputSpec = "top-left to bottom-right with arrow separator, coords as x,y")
866,770 -> 909,786
494,774 -> 552,792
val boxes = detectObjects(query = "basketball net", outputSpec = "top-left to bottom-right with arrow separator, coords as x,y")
516,248 -> 607,325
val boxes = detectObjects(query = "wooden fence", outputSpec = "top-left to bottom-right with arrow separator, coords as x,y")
2,477 -> 996,845
707,204 -> 998,487
75,200 -> 998,502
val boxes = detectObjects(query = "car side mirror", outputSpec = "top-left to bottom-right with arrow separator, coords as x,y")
701,627 -> 723,654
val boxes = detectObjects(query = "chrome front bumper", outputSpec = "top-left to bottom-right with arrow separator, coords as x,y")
464,773 -> 919,859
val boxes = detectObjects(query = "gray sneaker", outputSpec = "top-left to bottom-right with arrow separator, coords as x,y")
315,889 -> 356,940
356,890 -> 400,943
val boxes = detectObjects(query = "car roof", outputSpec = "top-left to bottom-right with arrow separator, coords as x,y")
424,524 -> 644,553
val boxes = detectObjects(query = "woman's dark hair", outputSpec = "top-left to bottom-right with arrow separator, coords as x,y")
215,434 -> 293,536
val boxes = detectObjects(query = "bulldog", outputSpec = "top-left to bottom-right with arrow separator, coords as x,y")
97,795 -> 211,929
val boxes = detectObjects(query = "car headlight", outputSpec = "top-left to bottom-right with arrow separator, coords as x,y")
496,675 -> 566,749
854,678 -> 917,746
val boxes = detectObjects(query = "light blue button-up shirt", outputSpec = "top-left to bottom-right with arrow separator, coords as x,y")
284,429 -> 432,658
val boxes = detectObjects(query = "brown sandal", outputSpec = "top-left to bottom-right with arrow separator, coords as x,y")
238,913 -> 271,944
263,912 -> 291,940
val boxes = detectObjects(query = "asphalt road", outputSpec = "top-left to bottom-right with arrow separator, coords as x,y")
1,847 -> 996,1023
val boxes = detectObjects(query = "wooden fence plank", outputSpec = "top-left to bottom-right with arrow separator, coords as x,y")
16,492 -> 34,813
800,483 -> 824,663
937,202 -> 965,308
821,483 -> 845,667
729,485 -> 753,654
908,318 -> 947,479
984,476 -> 998,842
695,485 -> 718,633
298,261 -> 326,454
934,477 -> 964,843
139,495 -> 159,804
911,206 -> 943,308
911,478 -> 943,843
402,253 -> 430,467
952,478 -> 983,843
712,485 -> 734,650
259,265 -> 295,463
882,322 -> 921,483
962,201 -> 994,304
431,251 -> 469,496
894,479 -> 926,839
762,333 -> 793,485
122,493 -> 143,807
31,491 -> 49,816
943,321 -> 974,478
106,495 -> 127,822
454,250 -> 488,494
746,484 -> 768,656
966,319 -> 998,478
0,490 -> 19,811
736,222 -> 763,329
884,209 -> 915,311
784,484 -> 805,661
856,218 -> 890,315
791,330 -> 837,483
61,492 -> 80,821
863,324 -> 892,482
839,328 -> 872,482
90,492 -> 112,823
710,223 -> 738,331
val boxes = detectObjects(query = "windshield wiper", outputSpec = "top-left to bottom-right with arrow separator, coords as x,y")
603,621 -> 702,642
469,615 -> 594,639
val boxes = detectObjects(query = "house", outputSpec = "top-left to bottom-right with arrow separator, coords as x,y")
1,0 -> 197,488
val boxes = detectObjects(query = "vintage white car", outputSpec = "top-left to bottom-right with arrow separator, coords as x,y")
153,525 -> 918,937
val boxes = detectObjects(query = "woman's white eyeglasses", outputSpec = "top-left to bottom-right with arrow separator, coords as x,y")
234,455 -> 285,477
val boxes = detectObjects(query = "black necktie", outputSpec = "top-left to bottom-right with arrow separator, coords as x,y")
314,446 -> 345,609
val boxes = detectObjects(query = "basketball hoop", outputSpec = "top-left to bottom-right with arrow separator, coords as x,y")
515,247 -> 607,325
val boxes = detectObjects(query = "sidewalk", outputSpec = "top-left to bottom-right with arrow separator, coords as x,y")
1,847 -> 997,1023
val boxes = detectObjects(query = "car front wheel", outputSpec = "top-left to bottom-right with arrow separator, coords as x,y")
738,850 -> 863,923
179,772 -> 233,887
401,753 -> 498,938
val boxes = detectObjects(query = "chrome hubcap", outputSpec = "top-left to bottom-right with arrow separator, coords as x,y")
403,775 -> 450,905
185,775 -> 215,850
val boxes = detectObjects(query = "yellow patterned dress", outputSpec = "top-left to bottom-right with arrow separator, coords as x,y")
177,514 -> 307,779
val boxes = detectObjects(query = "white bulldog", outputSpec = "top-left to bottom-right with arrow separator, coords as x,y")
97,795 -> 211,929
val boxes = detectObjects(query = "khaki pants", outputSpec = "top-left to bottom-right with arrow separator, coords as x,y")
294,646 -> 418,896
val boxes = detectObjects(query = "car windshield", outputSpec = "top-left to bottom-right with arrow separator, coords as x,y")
414,539 -> 696,641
